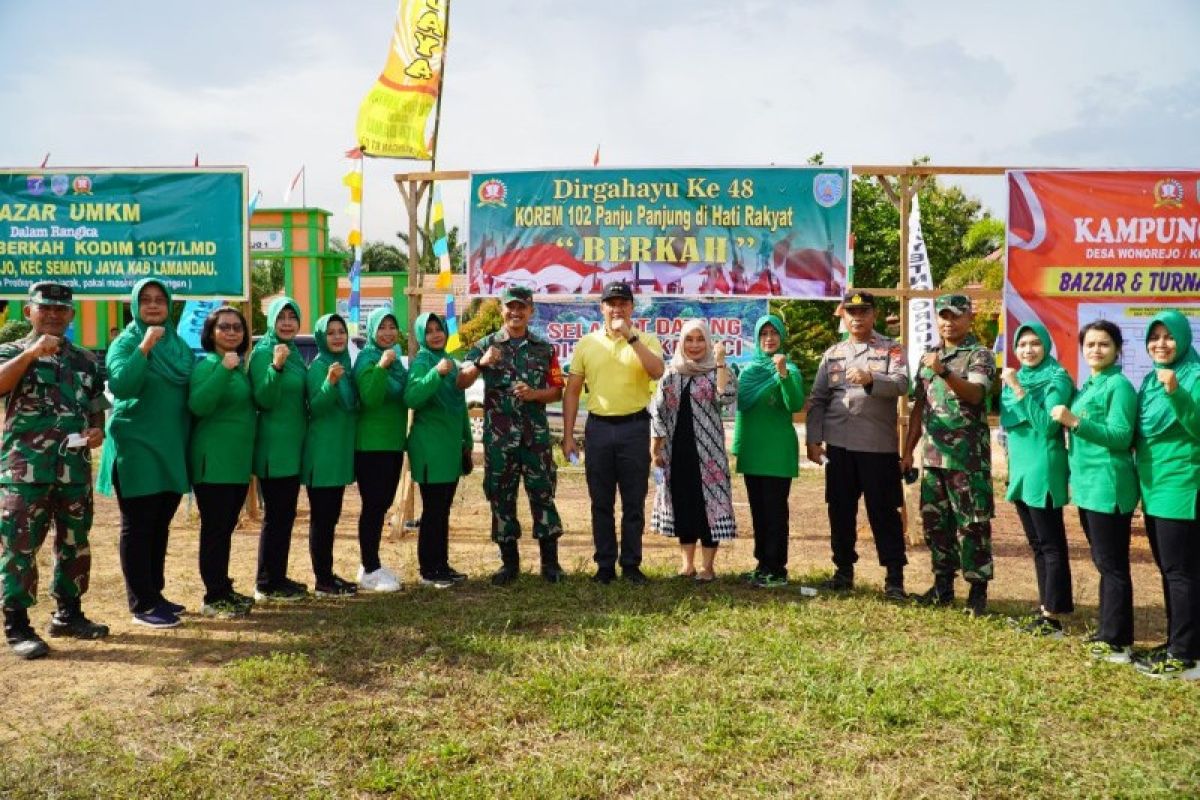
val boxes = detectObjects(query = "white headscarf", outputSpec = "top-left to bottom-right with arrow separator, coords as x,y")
671,318 -> 717,377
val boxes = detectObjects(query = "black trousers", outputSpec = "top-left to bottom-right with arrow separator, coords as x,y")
307,485 -> 346,585
1078,508 -> 1134,647
193,482 -> 249,603
1014,500 -> 1074,614
744,475 -> 791,578
825,446 -> 906,571
256,475 -> 300,590
418,481 -> 457,579
1145,506 -> 1200,660
584,415 -> 650,570
113,469 -> 181,614
355,451 -> 404,573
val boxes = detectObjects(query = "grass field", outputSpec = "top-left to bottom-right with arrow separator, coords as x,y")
0,469 -> 1197,798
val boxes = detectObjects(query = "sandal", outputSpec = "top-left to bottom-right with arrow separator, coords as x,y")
694,571 -> 716,583
676,569 -> 697,579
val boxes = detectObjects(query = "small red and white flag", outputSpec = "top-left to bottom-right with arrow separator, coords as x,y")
283,165 -> 305,204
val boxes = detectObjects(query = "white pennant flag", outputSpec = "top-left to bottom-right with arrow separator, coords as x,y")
906,195 -> 937,373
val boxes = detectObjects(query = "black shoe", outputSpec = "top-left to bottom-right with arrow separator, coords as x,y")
47,598 -> 109,639
5,605 -> 49,660
282,577 -> 310,594
819,570 -> 854,592
592,567 -> 617,585
916,574 -> 955,607
228,590 -> 256,610
492,541 -> 520,586
315,575 -> 358,597
443,567 -> 469,584
622,566 -> 648,585
965,581 -> 988,617
159,598 -> 186,615
883,583 -> 907,602
538,538 -> 566,583
254,581 -> 308,602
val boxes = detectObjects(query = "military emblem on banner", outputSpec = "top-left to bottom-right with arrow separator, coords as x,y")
477,178 -> 507,208
813,173 -> 844,208
1153,178 -> 1184,208
72,176 -> 93,195
26,175 -> 45,196
50,175 -> 69,196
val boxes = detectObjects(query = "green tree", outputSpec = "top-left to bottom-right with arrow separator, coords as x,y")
458,298 -> 502,350
250,257 -> 285,335
0,319 -> 31,344
942,217 -> 1005,345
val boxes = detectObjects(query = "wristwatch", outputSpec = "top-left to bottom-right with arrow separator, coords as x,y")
628,333 -> 640,344
938,366 -> 950,378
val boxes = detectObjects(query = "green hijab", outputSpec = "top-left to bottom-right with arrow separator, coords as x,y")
412,311 -> 465,414
313,313 -> 357,412
738,314 -> 798,410
1138,310 -> 1200,438
1000,320 -> 1071,428
253,296 -> 306,377
123,278 -> 194,386
357,306 -> 406,396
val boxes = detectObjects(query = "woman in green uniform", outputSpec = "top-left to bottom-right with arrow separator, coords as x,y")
1133,310 -> 1200,680
249,297 -> 309,602
352,307 -> 407,592
404,312 -> 472,588
1051,320 -> 1138,663
999,321 -> 1075,637
99,278 -> 194,628
731,314 -> 806,589
188,306 -> 256,618
302,314 -> 358,596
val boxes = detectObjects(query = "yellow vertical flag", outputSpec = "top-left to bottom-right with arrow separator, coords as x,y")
355,0 -> 448,159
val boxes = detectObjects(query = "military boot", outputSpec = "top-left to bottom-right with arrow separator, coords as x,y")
965,581 -> 988,617
916,573 -> 955,607
48,597 -> 110,639
5,604 -> 49,660
539,538 -> 566,584
883,565 -> 906,601
491,540 -> 520,586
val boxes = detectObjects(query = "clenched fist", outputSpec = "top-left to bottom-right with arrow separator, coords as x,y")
327,362 -> 345,385
435,358 -> 454,376
221,352 -> 240,370
1157,368 -> 1178,394
379,348 -> 397,369
26,334 -> 60,359
773,353 -> 788,377
272,344 -> 290,369
140,326 -> 165,354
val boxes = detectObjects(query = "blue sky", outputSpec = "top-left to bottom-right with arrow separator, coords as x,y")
2,0 -> 1197,247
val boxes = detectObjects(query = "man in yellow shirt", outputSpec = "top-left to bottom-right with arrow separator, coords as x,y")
562,282 -> 664,584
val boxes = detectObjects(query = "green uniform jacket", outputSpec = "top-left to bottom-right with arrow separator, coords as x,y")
732,371 -> 806,478
301,315 -> 357,487
404,312 -> 471,485
250,299 -> 307,479
100,280 -> 194,497
354,308 -> 408,453
1068,365 -> 1138,515
188,354 -> 256,485
1135,311 -> 1200,520
1001,322 -> 1073,507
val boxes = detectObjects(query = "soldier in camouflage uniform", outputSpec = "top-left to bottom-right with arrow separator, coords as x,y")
0,283 -> 110,659
902,294 -> 996,615
457,286 -> 566,584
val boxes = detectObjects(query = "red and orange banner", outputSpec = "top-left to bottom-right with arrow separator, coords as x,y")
355,0 -> 447,159
1006,169 -> 1200,379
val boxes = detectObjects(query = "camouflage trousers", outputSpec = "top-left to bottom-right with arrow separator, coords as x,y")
0,482 -> 94,608
920,467 -> 994,583
483,441 -> 562,544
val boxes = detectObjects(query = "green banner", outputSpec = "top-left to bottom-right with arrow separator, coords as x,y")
468,167 -> 850,299
0,168 -> 248,299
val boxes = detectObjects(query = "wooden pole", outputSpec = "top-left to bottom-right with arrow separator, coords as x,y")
397,178 -> 430,529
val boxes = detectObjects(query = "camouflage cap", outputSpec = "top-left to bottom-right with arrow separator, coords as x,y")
934,293 -> 971,316
500,285 -> 534,306
28,282 -> 73,307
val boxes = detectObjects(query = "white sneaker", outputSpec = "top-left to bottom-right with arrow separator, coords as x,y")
357,565 -> 402,593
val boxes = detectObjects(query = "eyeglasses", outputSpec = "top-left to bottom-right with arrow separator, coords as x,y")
216,323 -> 244,333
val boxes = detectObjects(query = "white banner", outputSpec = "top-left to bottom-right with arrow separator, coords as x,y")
906,195 -> 936,372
